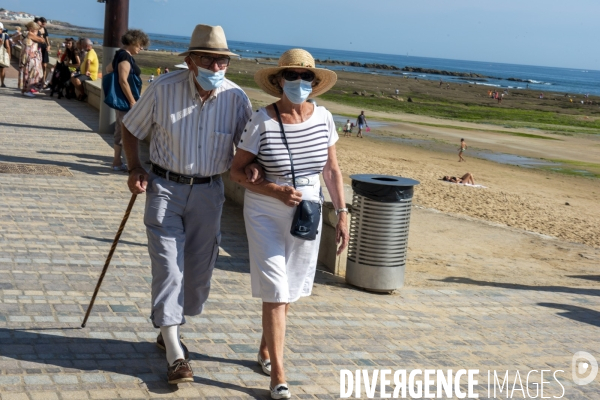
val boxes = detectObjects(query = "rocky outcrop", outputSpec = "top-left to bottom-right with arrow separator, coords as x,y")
401,67 -> 492,78
314,59 -> 401,71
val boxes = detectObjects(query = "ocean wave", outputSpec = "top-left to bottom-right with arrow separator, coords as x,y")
475,82 -> 501,87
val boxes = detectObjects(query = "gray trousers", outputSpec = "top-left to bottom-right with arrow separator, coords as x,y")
144,172 -> 224,328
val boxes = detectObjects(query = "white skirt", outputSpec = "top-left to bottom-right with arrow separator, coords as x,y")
243,178 -> 322,303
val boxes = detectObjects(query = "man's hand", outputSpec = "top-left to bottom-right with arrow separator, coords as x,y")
85,71 -> 91,77
127,167 -> 149,194
244,162 -> 264,184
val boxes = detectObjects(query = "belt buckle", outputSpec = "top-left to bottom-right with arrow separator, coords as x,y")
189,176 -> 194,185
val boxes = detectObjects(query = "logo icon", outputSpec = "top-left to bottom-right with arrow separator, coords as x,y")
572,351 -> 598,385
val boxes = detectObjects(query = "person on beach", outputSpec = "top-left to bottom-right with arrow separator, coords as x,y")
105,29 -> 150,172
20,21 -> 45,97
344,119 -> 352,137
356,110 -> 368,138
156,66 -> 161,76
71,38 -> 98,101
148,73 -> 154,83
0,23 -> 11,88
458,138 -> 467,162
121,24 -> 259,385
230,48 -> 349,400
443,172 -> 475,185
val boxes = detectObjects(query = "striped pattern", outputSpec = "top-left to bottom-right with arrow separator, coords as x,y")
122,69 -> 252,176
238,106 -> 338,179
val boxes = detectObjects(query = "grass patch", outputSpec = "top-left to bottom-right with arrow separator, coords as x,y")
320,92 -> 600,134
333,112 -> 562,140
548,159 -> 600,169
540,166 -> 600,179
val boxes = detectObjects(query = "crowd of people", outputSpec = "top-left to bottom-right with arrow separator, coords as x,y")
1,16 -> 101,99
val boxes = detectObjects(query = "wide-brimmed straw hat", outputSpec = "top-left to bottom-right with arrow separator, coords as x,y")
178,24 -> 237,57
254,49 -> 337,98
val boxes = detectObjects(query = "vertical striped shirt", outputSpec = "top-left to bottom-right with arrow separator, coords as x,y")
122,69 -> 252,176
237,106 -> 338,179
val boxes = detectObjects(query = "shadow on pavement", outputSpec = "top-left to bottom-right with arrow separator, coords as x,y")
82,236 -> 147,247
567,275 -> 600,283
0,153 -> 119,175
0,121 -> 95,134
1,328 -> 268,398
432,277 -> 600,297
537,303 -> 600,328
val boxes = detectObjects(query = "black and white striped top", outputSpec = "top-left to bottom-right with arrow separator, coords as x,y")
237,106 -> 339,179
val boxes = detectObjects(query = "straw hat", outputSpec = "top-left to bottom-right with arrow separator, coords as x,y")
254,49 -> 337,98
179,24 -> 237,57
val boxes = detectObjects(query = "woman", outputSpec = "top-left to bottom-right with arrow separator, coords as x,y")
20,21 -> 45,97
61,38 -> 80,71
443,172 -> 475,185
105,29 -> 149,171
230,49 -> 349,399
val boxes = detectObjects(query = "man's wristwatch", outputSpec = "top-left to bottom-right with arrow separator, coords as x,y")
335,208 -> 348,216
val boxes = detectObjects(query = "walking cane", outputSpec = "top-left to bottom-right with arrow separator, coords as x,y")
81,194 -> 137,328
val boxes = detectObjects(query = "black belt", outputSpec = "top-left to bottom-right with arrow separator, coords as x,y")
151,164 -> 217,185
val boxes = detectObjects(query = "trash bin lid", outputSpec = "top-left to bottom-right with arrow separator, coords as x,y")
350,174 -> 419,202
350,174 -> 420,187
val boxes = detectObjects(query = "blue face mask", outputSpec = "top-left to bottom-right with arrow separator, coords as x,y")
283,79 -> 313,104
193,62 -> 225,90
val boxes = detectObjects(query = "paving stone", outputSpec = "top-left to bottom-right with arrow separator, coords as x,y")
0,83 -> 598,399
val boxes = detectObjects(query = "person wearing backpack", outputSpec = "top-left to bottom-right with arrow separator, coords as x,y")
105,29 -> 150,171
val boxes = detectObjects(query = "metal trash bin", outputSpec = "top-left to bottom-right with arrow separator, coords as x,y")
346,174 -> 420,292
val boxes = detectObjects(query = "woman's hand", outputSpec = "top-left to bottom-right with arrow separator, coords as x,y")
277,186 -> 302,207
335,213 -> 350,255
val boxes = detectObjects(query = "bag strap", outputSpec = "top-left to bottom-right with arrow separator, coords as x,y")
272,103 -> 296,189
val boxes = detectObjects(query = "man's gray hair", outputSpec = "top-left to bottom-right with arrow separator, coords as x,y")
84,38 -> 93,46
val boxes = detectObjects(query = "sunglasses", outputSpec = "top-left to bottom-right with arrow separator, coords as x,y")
282,70 -> 315,82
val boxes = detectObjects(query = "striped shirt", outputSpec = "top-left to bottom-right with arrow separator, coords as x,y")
238,106 -> 338,179
122,69 -> 252,176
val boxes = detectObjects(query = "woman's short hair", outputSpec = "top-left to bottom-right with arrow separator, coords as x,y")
38,17 -> 47,24
121,29 -> 150,48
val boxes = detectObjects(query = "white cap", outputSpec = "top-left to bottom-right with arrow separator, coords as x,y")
0,22 -> 4,30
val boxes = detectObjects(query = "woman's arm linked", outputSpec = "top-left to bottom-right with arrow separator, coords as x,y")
322,145 -> 350,255
230,149 -> 302,207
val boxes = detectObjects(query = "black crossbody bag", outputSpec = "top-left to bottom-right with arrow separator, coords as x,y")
273,103 -> 321,241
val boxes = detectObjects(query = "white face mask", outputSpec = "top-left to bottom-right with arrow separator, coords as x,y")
193,60 -> 225,90
283,79 -> 313,104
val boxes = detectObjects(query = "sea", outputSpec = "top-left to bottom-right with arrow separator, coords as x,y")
59,29 -> 600,96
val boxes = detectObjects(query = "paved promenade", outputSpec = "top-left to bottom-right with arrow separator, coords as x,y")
1,81 -> 599,399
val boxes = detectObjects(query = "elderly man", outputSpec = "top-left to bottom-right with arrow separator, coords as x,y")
122,24 -> 256,384
71,38 -> 97,101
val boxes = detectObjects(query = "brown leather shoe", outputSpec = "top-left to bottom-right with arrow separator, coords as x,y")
167,359 -> 194,384
156,333 -> 190,360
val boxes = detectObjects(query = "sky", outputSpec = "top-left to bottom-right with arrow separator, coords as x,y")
3,0 -> 598,70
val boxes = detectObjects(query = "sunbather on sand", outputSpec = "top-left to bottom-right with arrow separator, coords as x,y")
442,172 -> 475,185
